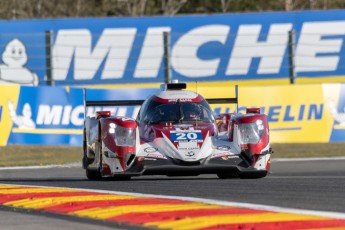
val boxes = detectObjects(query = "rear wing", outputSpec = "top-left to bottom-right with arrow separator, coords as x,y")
205,85 -> 238,112
85,100 -> 145,106
83,85 -> 239,117
83,88 -> 145,119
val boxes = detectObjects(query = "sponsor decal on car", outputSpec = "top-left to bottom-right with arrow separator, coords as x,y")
216,145 -> 231,151
185,151 -> 195,157
211,152 -> 232,158
168,98 -> 193,102
178,147 -> 199,150
144,157 -> 157,161
146,153 -> 167,159
170,130 -> 202,143
144,147 -> 158,153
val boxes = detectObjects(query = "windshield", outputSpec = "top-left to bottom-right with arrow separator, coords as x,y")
144,102 -> 214,124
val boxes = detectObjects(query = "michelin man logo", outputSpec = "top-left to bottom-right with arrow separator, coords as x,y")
0,39 -> 39,86
8,100 -> 36,129
327,99 -> 345,126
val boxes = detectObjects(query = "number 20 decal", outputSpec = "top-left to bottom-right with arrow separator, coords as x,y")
171,131 -> 202,142
176,132 -> 198,140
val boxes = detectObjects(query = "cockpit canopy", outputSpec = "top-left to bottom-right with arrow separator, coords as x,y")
138,95 -> 215,124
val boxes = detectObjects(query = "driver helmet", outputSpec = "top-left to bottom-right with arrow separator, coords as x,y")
184,103 -> 202,119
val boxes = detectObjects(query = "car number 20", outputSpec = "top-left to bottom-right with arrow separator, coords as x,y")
170,131 -> 202,142
176,132 -> 198,140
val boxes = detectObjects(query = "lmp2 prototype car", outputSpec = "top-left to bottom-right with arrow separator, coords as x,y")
82,83 -> 272,180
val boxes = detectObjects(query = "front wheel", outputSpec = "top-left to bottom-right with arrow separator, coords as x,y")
86,168 -> 102,180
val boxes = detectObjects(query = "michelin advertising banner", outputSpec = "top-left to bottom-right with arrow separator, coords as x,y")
0,84 -> 345,146
0,86 -> 159,146
2,10 -> 345,86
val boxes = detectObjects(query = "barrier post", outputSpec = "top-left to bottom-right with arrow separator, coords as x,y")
288,30 -> 296,84
45,30 -> 54,86
163,31 -> 172,83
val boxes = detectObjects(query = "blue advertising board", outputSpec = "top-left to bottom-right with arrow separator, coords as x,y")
1,86 -> 159,146
1,10 -> 345,86
1,84 -> 345,146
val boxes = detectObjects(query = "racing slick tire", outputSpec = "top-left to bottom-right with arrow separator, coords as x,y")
86,168 -> 102,180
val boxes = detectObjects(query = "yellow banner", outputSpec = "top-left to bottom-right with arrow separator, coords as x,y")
0,85 -> 20,146
193,84 -> 335,143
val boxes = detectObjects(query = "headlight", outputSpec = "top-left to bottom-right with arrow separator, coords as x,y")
238,120 -> 264,144
114,126 -> 136,147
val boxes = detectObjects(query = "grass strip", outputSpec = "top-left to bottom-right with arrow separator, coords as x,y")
0,145 -> 81,167
271,142 -> 345,158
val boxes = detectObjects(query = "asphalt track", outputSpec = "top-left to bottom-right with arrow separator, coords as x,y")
0,158 -> 344,229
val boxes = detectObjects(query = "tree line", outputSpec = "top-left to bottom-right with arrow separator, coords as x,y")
1,0 -> 345,19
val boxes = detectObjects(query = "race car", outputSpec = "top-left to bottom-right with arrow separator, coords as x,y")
82,82 -> 272,180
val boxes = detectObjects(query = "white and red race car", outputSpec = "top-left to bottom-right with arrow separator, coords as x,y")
83,83 -> 272,180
